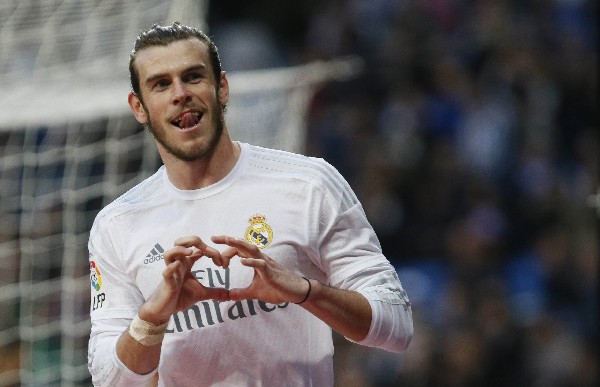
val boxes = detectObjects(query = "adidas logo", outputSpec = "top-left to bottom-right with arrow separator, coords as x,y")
144,243 -> 165,264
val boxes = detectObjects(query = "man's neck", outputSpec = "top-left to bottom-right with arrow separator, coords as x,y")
161,137 -> 241,190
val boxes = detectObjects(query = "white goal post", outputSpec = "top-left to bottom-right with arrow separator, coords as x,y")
0,1 -> 362,385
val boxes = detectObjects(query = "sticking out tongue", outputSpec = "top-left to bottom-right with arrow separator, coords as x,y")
179,112 -> 200,129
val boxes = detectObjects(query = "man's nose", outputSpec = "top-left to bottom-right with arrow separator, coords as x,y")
172,80 -> 192,104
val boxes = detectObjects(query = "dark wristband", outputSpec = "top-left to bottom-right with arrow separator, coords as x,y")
295,277 -> 312,305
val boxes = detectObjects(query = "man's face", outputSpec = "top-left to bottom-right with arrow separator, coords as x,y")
129,38 -> 228,162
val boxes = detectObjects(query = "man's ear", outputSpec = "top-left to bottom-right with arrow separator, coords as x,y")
218,71 -> 229,107
128,92 -> 148,124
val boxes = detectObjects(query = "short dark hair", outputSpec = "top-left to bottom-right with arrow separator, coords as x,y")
129,22 -> 223,98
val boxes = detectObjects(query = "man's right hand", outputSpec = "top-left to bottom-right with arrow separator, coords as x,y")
138,236 -> 230,325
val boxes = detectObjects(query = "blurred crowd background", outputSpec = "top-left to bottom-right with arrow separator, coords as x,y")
209,1 -> 597,386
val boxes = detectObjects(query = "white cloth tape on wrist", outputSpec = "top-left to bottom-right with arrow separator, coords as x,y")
129,314 -> 168,346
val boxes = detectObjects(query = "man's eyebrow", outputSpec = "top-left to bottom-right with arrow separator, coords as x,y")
144,64 -> 209,86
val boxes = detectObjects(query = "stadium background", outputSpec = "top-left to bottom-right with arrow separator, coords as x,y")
1,0 -> 598,386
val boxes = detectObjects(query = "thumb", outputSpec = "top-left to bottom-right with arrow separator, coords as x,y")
228,287 -> 252,301
201,286 -> 231,302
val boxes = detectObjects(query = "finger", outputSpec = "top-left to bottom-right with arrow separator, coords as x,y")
212,235 -> 261,258
220,246 -> 249,261
202,244 -> 226,268
239,257 -> 267,270
163,246 -> 194,265
175,235 -> 225,268
163,260 -> 186,287
228,287 -> 253,302
202,287 -> 231,302
184,248 -> 223,268
175,236 -> 212,262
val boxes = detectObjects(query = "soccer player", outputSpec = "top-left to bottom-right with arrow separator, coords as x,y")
88,22 -> 413,386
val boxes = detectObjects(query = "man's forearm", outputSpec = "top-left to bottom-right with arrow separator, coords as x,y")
115,328 -> 162,375
300,279 -> 372,342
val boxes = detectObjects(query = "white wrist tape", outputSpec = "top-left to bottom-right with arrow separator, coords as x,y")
128,314 -> 168,346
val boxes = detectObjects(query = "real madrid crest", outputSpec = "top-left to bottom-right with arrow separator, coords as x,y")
245,213 -> 273,249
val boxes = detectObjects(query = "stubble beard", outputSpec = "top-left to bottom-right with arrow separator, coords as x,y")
144,99 -> 225,162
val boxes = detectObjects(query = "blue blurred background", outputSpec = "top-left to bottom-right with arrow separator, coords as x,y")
209,1 -> 598,386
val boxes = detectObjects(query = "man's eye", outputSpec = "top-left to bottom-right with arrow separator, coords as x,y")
155,80 -> 170,90
186,73 -> 202,82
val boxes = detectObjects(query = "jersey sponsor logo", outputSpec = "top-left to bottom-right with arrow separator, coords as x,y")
167,299 -> 289,333
166,266 -> 289,333
144,243 -> 165,264
244,213 -> 273,249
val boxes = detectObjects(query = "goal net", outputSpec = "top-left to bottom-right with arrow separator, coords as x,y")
0,1 -> 362,385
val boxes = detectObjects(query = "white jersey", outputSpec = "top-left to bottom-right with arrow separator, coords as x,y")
88,143 -> 412,386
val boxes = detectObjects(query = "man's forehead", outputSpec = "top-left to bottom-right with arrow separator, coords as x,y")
134,38 -> 210,77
